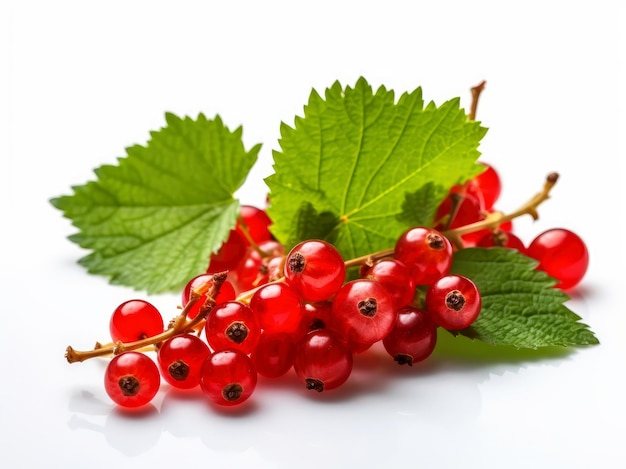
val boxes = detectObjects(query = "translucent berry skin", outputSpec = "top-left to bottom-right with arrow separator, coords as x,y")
181,273 -> 236,320
382,306 -> 437,366
208,229 -> 247,273
296,300 -> 334,340
205,301 -> 261,354
425,275 -> 481,330
250,332 -> 296,378
435,189 -> 486,247
476,230 -> 527,254
526,228 -> 589,290
236,205 -> 273,246
200,349 -> 257,406
394,226 -> 453,285
360,258 -> 416,310
284,239 -> 346,302
293,329 -> 353,392
249,282 -> 303,334
469,162 -> 501,210
436,188 -> 484,231
229,240 -> 284,293
104,351 -> 160,408
157,334 -> 211,389
331,279 -> 396,347
109,299 -> 164,343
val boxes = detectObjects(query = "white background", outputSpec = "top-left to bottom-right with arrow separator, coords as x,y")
1,1 -> 625,468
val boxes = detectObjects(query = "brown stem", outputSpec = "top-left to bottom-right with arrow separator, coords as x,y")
469,80 -> 486,121
236,215 -> 271,259
235,275 -> 286,304
344,172 -> 559,265
66,172 -> 559,362
65,272 -> 227,363
443,172 -> 558,249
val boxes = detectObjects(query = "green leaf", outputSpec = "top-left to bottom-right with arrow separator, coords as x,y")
451,247 -> 599,348
50,113 -> 260,293
265,77 -> 487,257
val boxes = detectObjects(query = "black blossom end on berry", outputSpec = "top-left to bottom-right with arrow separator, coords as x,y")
222,383 -> 244,401
445,290 -> 466,312
305,378 -> 325,392
357,297 -> 378,317
226,321 -> 249,344
287,251 -> 306,274
118,375 -> 140,396
394,354 -> 413,366
168,360 -> 190,381
309,318 -> 326,331
426,233 -> 445,250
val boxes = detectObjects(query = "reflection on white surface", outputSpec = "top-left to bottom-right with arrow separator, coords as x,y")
61,341 -> 580,466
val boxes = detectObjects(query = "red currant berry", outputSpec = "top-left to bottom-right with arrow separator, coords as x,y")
157,334 -> 211,389
104,351 -> 160,408
181,273 -> 236,320
394,226 -> 453,285
526,228 -> 589,290
109,299 -> 164,343
205,301 -> 261,354
293,329 -> 353,392
296,300 -> 334,340
469,162 -> 501,210
330,279 -> 396,346
425,275 -> 481,330
200,349 -> 257,406
435,188 -> 484,232
208,229 -> 247,273
476,229 -> 527,254
249,282 -> 303,335
284,239 -> 346,302
236,205 -> 273,245
250,332 -> 296,378
360,257 -> 416,310
382,306 -> 437,366
229,240 -> 284,293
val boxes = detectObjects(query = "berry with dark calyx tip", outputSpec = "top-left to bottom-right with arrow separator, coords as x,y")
425,275 -> 481,330
295,300 -> 334,340
104,351 -> 160,408
330,279 -> 396,347
157,333 -> 211,389
526,228 -> 589,290
469,215 -> 515,248
394,226 -> 454,286
293,329 -> 353,392
200,349 -> 257,407
229,240 -> 284,294
382,306 -> 437,366
284,239 -> 346,302
109,299 -> 164,343
476,229 -> 527,254
360,257 -> 416,310
204,301 -> 261,354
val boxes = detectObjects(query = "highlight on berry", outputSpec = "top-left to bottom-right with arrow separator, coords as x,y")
64,163 -> 589,409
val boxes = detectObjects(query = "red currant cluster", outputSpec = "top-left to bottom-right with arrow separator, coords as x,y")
68,164 -> 589,410
100,225 -> 480,408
